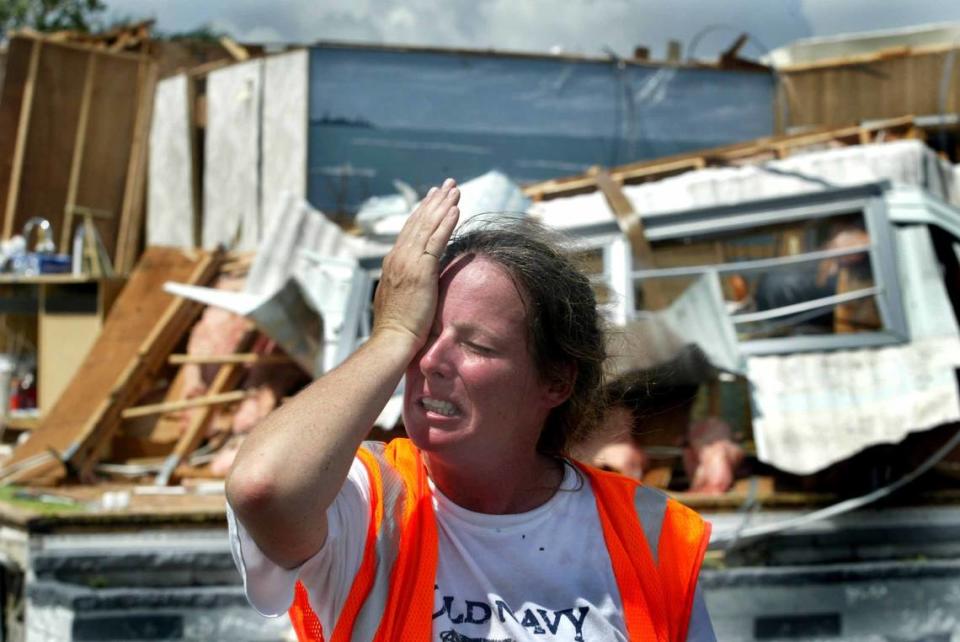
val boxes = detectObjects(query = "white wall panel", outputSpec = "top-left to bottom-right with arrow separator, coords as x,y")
262,50 -> 309,232
147,74 -> 195,247
204,59 -> 263,251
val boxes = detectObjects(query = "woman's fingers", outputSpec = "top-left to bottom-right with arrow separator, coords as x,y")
416,179 -> 458,251
425,202 -> 459,259
372,178 -> 460,348
422,180 -> 460,259
396,179 -> 457,250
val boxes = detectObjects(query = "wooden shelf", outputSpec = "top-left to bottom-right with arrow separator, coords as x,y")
2,415 -> 39,432
0,274 -> 124,285
0,276 -> 126,418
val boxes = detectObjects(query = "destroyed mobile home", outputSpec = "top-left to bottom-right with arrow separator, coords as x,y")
6,135 -> 960,641
1,19 -> 960,642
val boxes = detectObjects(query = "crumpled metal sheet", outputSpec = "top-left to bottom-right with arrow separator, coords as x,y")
606,272 -> 742,385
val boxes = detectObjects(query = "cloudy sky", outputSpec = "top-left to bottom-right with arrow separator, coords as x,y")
103,0 -> 960,60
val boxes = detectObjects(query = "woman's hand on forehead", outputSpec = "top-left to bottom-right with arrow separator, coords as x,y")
373,178 -> 461,351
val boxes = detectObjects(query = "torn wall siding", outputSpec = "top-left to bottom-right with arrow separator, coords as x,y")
203,58 -> 263,251
148,75 -> 196,248
148,50 -> 310,253
261,50 -> 309,237
168,192 -> 385,377
245,192 -> 368,298
150,44 -> 770,251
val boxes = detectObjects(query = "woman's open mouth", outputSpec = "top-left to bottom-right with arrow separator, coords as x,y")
420,397 -> 459,417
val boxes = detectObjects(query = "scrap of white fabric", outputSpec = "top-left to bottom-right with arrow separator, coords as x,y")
749,336 -> 960,475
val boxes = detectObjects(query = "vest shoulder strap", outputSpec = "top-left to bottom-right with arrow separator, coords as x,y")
369,438 -> 438,641
659,496 -> 711,641
576,461 -> 710,642
289,439 -> 428,642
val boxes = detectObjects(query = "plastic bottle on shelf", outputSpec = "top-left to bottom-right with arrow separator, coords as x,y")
18,371 -> 36,411
8,374 -> 21,412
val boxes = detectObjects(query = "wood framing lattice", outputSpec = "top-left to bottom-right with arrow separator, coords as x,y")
523,116 -> 926,202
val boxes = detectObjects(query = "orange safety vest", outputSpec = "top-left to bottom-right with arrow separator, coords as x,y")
289,438 -> 710,642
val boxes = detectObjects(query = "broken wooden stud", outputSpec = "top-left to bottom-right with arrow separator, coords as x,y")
156,334 -> 254,486
219,36 -> 250,62
167,353 -> 294,366
121,390 -> 249,420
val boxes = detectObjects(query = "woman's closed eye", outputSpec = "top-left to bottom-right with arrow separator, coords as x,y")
464,341 -> 495,356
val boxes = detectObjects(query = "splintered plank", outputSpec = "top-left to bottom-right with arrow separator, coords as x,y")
0,247 -> 221,484
592,169 -> 668,310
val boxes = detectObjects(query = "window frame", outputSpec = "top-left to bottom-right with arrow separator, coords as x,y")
566,181 -> 910,356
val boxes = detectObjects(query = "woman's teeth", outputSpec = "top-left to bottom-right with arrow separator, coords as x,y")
422,397 -> 458,417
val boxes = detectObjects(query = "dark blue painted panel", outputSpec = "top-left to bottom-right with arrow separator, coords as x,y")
308,47 -> 774,213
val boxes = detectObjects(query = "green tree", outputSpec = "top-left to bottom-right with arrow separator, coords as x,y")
1,0 -> 107,35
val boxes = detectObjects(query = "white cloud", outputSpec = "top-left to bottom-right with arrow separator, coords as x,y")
102,0 -> 960,60
800,0 -> 960,38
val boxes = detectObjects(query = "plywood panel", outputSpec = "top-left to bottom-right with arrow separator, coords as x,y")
38,311 -> 101,413
73,51 -> 141,263
0,38 -> 35,233
203,59 -> 262,251
1,247 -> 218,482
262,50 -> 308,231
782,49 -> 960,131
147,74 -> 196,247
13,43 -> 87,246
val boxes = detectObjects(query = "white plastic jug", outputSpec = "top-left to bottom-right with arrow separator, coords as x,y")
0,355 -> 13,417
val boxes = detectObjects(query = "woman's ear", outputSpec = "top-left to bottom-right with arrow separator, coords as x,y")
543,363 -> 576,408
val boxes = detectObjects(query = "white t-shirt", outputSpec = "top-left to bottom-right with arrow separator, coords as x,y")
228,457 -> 715,641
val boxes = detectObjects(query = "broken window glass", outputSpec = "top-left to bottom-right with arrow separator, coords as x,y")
641,211 -> 881,340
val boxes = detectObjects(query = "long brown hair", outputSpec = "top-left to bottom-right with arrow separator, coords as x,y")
441,218 -> 607,456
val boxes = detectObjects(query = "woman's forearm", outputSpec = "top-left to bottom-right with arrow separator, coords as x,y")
226,330 -> 417,568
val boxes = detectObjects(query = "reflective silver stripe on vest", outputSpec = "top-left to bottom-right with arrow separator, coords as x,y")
349,441 -> 407,642
634,485 -> 668,563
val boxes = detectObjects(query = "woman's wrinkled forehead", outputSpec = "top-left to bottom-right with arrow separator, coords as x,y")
441,252 -> 530,312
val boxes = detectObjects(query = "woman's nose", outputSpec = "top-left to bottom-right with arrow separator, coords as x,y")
419,333 -> 453,378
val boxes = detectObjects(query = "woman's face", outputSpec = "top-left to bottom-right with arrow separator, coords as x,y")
402,255 -> 567,462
